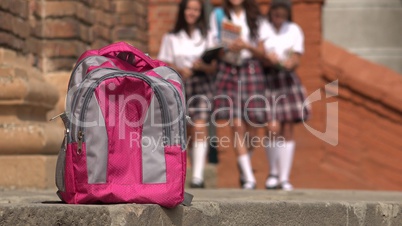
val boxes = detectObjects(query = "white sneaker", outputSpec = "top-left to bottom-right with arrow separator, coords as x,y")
280,181 -> 293,191
265,175 -> 279,189
242,181 -> 256,190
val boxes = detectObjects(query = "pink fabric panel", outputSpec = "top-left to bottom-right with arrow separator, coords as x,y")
168,79 -> 182,93
72,143 -> 88,185
86,61 -> 116,74
64,145 -> 184,207
60,143 -> 77,204
95,77 -> 152,186
144,70 -> 162,78
76,42 -> 167,72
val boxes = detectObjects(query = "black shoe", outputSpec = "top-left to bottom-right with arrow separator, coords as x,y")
239,177 -> 246,187
238,163 -> 245,187
190,182 -> 205,189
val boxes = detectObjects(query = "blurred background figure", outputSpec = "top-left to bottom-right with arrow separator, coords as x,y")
261,0 -> 310,191
209,0 -> 268,189
157,0 -> 216,188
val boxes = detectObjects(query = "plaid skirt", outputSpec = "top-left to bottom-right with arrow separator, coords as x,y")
214,59 -> 267,125
185,72 -> 214,121
264,68 -> 311,123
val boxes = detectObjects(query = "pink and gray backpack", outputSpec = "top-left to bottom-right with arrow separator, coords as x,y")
54,42 -> 191,208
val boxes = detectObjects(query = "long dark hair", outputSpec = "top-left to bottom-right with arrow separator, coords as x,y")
223,0 -> 261,40
171,0 -> 207,37
268,1 -> 292,22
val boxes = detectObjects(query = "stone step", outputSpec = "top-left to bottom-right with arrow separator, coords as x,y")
0,189 -> 401,225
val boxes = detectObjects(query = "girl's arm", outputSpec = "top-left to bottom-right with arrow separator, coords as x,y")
247,41 -> 266,60
283,52 -> 301,71
229,39 -> 266,60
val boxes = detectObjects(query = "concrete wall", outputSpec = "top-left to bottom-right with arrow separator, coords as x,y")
323,0 -> 402,74
0,0 -> 149,189
0,0 -> 148,74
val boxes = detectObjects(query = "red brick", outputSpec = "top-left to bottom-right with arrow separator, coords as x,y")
0,32 -> 25,52
34,19 -> 77,38
76,4 -> 94,25
92,25 -> 111,41
36,1 -> 76,18
38,57 -> 77,73
93,0 -> 112,11
0,11 -> 30,38
381,84 -> 402,114
114,0 -> 146,14
92,9 -> 114,28
41,41 -> 86,58
321,155 -> 366,189
0,0 -> 28,19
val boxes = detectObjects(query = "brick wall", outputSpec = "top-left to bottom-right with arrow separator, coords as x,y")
0,0 -> 148,74
148,0 -> 180,58
316,41 -> 402,190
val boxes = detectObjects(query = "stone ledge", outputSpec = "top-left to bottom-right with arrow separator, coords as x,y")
0,189 -> 402,225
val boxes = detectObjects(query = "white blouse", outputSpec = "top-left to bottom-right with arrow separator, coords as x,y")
209,9 -> 268,60
261,21 -> 304,62
157,29 -> 214,69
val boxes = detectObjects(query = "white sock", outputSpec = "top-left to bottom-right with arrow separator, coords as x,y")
265,140 -> 280,176
279,141 -> 295,183
192,141 -> 208,184
238,154 -> 256,184
239,150 -> 254,182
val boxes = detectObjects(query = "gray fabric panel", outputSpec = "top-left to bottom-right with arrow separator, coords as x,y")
152,67 -> 186,111
142,94 -> 166,183
150,67 -> 186,146
147,76 -> 182,145
152,66 -> 183,87
55,136 -> 67,191
85,94 -> 108,184
68,56 -> 115,90
66,56 -> 113,110
69,68 -> 120,143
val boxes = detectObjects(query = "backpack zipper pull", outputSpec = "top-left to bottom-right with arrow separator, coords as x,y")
50,112 -> 65,121
77,130 -> 83,155
63,128 -> 69,152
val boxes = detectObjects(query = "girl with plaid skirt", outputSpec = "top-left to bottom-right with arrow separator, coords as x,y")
158,0 -> 216,188
209,0 -> 268,189
261,1 -> 311,191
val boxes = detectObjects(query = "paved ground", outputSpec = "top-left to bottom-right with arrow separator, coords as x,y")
1,189 -> 402,225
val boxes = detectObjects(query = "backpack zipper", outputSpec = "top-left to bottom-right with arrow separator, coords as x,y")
68,67 -> 121,142
154,77 -> 186,150
76,72 -> 172,153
